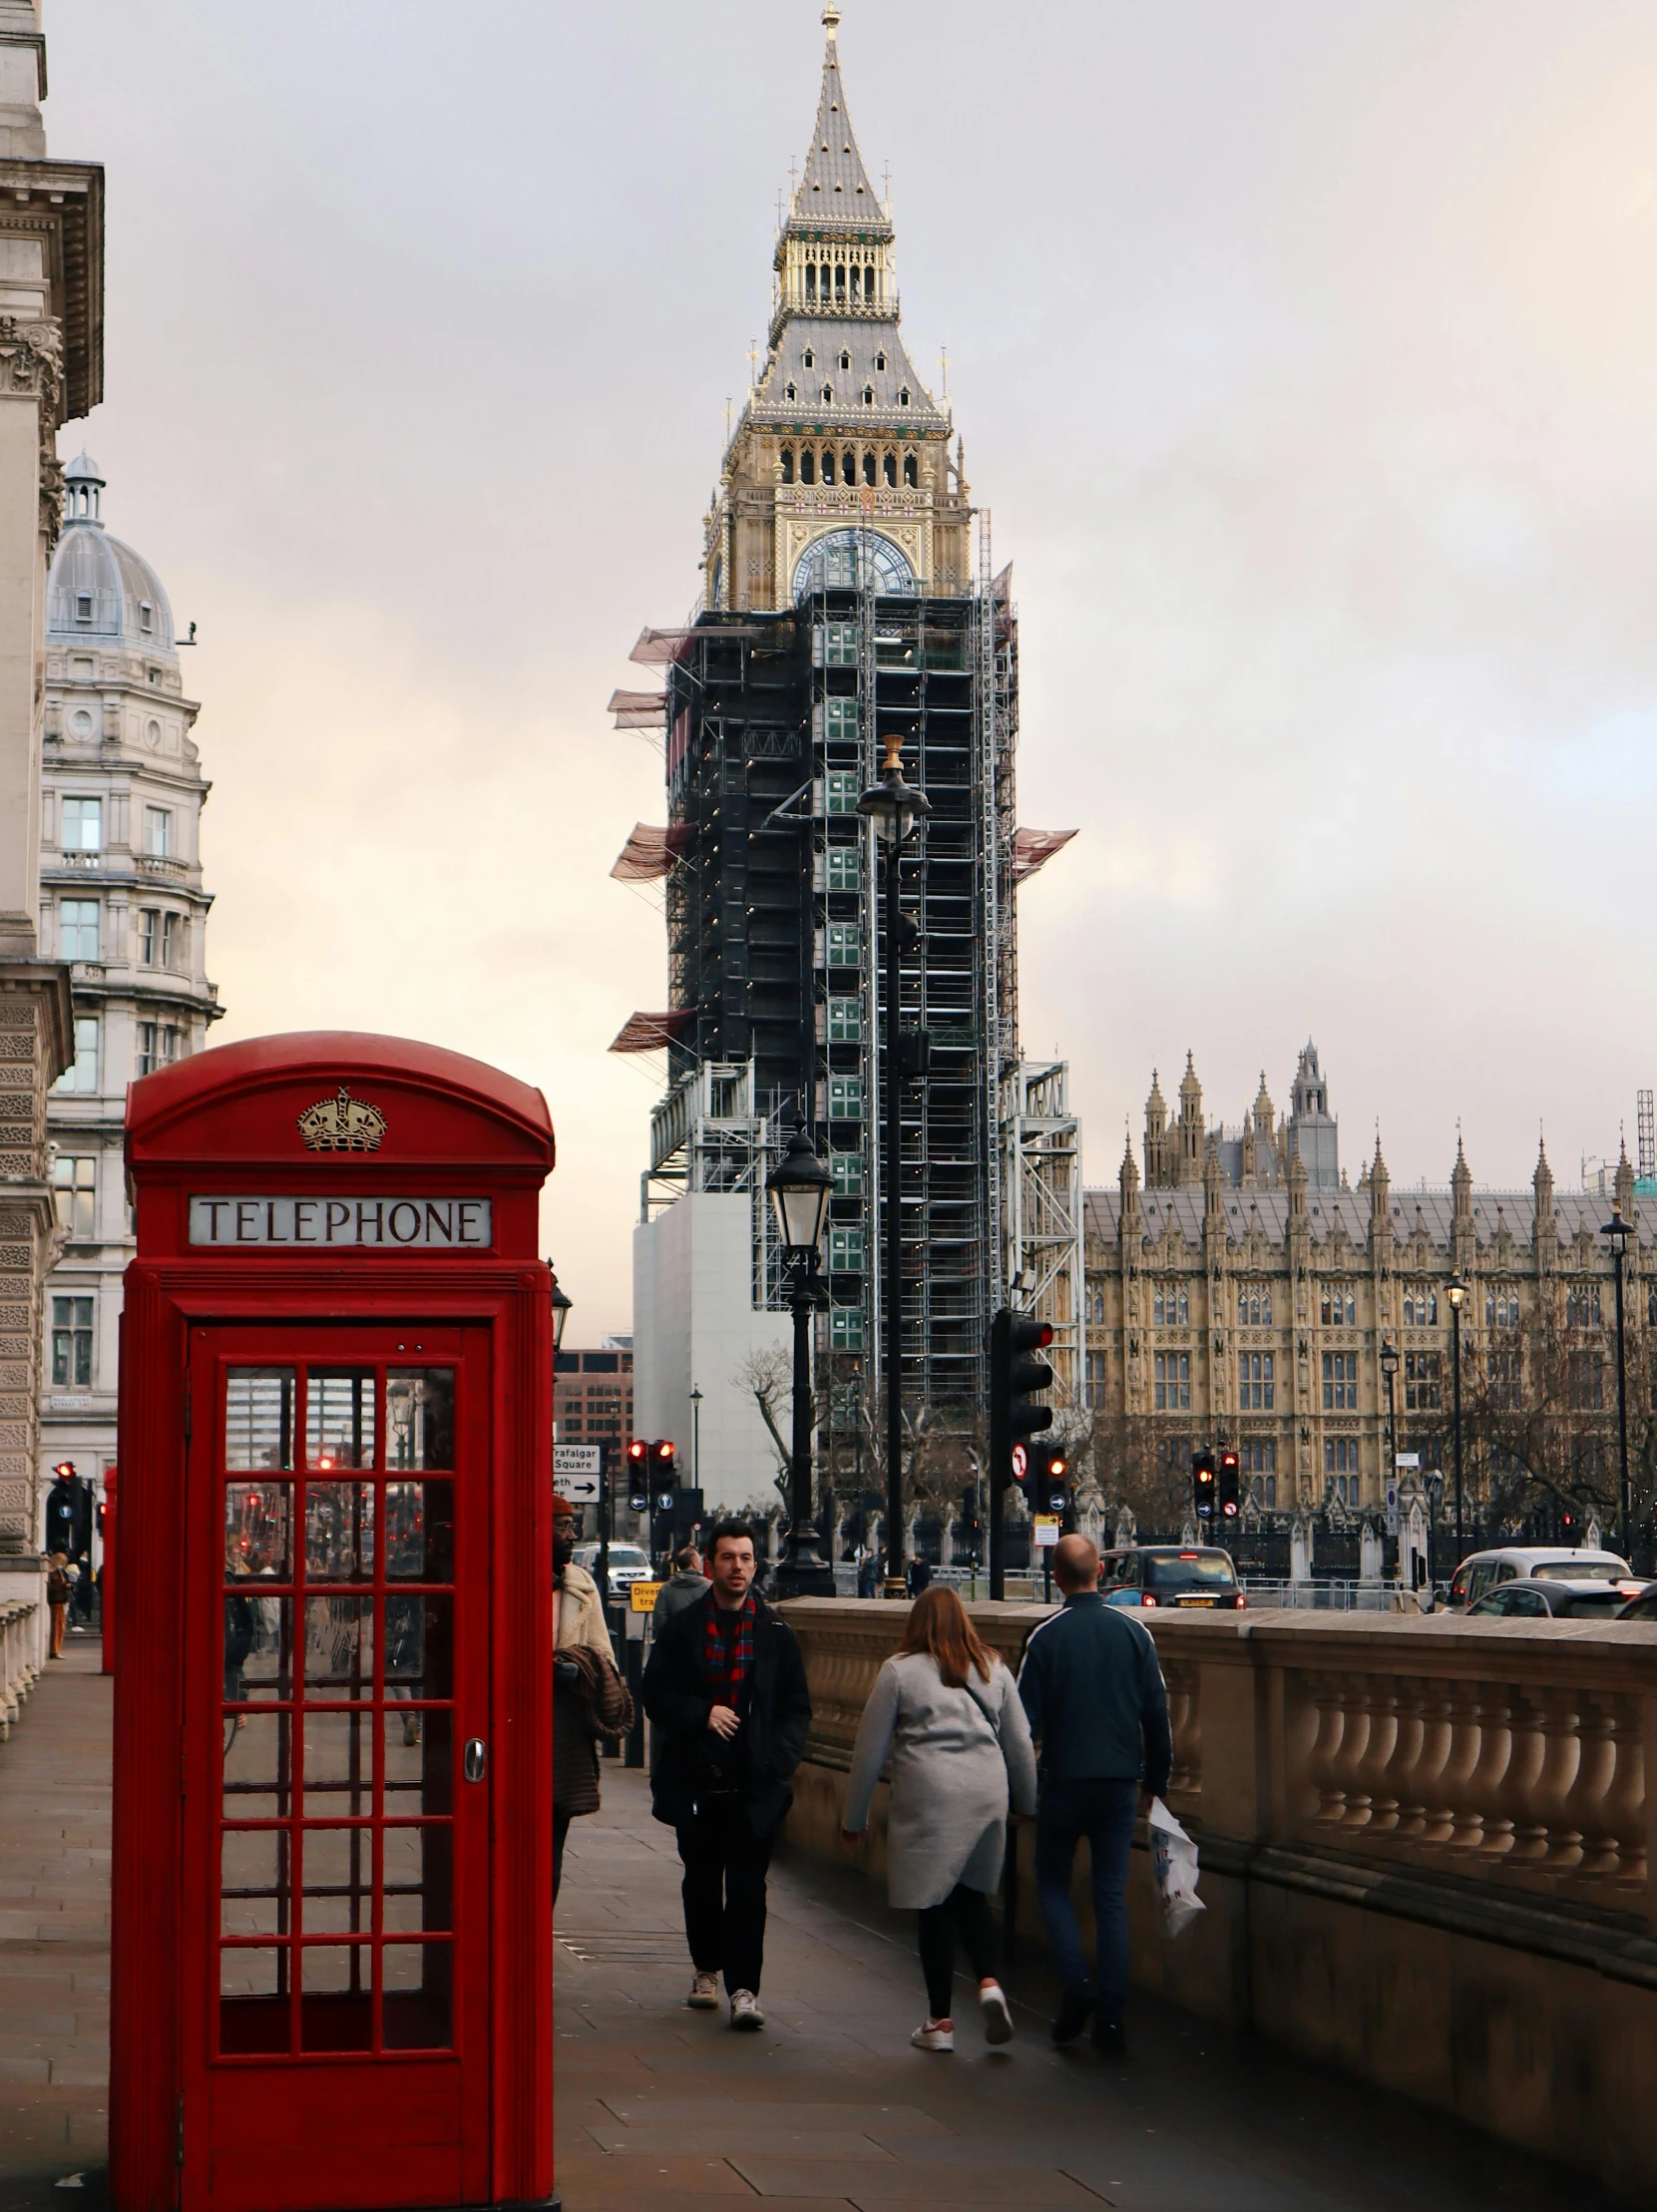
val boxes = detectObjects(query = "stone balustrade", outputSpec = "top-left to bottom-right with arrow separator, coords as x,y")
779,1599 -> 1657,2198
0,1594 -> 41,1741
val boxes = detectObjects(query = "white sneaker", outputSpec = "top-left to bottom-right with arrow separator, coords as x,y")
685,1972 -> 719,2009
911,2019 -> 955,2051
729,1989 -> 764,2030
979,1982 -> 1014,2045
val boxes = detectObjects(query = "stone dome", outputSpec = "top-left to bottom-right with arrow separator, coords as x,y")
46,454 -> 177,655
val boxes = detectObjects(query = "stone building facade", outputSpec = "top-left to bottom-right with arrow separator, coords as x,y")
37,454 -> 220,1508
1083,1045 -> 1653,1524
0,2 -> 103,1567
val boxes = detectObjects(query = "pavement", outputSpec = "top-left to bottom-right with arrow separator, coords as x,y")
0,1645 -> 1625,2211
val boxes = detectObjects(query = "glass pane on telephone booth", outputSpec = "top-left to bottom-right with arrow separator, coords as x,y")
216,1358 -> 463,2061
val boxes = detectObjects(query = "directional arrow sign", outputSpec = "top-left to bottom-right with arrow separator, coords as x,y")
554,1445 -> 603,1503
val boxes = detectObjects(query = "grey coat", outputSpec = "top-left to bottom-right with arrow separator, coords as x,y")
647,1571 -> 710,1779
843,1652 -> 1037,1911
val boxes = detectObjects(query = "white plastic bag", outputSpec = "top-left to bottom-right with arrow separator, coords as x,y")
1146,1796 -> 1205,1938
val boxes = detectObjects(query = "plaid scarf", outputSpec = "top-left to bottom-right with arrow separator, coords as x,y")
703,1593 -> 757,1705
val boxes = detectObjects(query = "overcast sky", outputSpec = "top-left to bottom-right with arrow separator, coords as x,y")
44,1 -> 1657,1336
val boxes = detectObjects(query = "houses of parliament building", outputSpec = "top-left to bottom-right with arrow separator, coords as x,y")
1080,1041 -> 1651,1518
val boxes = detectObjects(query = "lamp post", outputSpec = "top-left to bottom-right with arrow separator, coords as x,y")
857,731 -> 930,1598
689,1385 -> 702,1502
766,1126 -> 837,1598
1381,1337 -> 1401,1579
1601,1206 -> 1632,1561
1445,1274 -> 1466,1563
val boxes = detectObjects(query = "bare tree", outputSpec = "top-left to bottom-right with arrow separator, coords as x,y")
1459,1299 -> 1620,1530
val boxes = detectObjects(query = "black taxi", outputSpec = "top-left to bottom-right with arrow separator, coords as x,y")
1099,1545 -> 1245,1610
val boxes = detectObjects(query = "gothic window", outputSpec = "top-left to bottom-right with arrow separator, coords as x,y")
875,350 -> 887,372
1325,1438 -> 1359,1477
899,387 -> 911,407
822,383 -> 834,403
1238,1284 -> 1274,1327
1238,1352 -> 1275,1410
904,451 -> 918,486
1242,1441 -> 1276,1475
1084,1351 -> 1105,1410
840,349 -> 851,370
862,386 -> 875,407
1489,1349 -> 1522,1410
1485,1285 -> 1519,1327
861,449 -> 876,483
848,264 -> 860,301
805,263 -> 817,302
803,348 -> 815,369
1252,1474 -> 1278,1508
1319,1284 -> 1355,1327
822,449 -> 836,485
834,263 -> 846,300
1151,1283 -> 1188,1326
1402,1284 -> 1438,1326
800,448 -> 815,484
1322,1352 -> 1358,1410
883,450 -> 897,487
1565,1284 -> 1602,1328
1403,1350 -> 1440,1411
841,450 -> 855,487
786,382 -> 798,403
1569,1351 -> 1605,1412
1153,1351 -> 1190,1411
780,447 -> 795,483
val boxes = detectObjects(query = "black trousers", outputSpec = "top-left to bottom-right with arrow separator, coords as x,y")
917,1882 -> 998,2020
676,1797 -> 774,1995
554,1809 -> 572,1902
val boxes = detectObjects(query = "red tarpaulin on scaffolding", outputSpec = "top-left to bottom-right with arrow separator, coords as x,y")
608,1010 -> 694,1055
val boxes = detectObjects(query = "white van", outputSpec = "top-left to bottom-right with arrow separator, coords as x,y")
1449,1546 -> 1633,1611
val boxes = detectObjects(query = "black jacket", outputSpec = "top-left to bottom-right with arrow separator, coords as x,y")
642,1589 -> 812,1835
1018,1590 -> 1173,1797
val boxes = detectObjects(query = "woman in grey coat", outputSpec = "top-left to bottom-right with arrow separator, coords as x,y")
841,1584 -> 1037,2051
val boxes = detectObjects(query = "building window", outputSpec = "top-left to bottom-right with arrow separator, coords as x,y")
821,385 -> 833,405
1238,1352 -> 1275,1410
139,601 -> 154,635
826,845 -> 860,892
904,451 -> 918,486
74,593 -> 93,626
1570,1352 -> 1605,1413
1084,1350 -> 1106,1409
832,1152 -> 863,1198
52,1294 -> 94,1386
1090,1289 -> 1105,1326
862,386 -> 875,406
1252,1474 -> 1278,1508
899,388 -> 911,408
139,908 -> 160,965
1322,1352 -> 1358,1410
803,348 -> 814,369
1153,1351 -> 1190,1411
1485,1286 -> 1520,1328
830,1307 -> 865,1353
162,912 -> 185,968
825,924 -> 860,968
137,1022 -> 182,1078
1241,1440 -> 1276,1475
780,447 -> 794,483
827,996 -> 861,1042
1402,1284 -> 1438,1327
829,1225 -> 864,1272
146,806 -> 173,856
1403,1350 -> 1440,1412
1489,1349 -> 1522,1411
824,696 -> 859,742
52,1016 -> 99,1095
828,1075 -> 863,1119
1237,1284 -> 1273,1327
884,450 -> 897,486
1151,1283 -> 1188,1327
61,796 -> 102,851
60,899 -> 100,962
1325,1437 -> 1359,1476
839,349 -> 851,371
875,351 -> 887,372
825,769 -> 859,812
799,444 -> 813,481
51,1155 -> 97,1238
1565,1284 -> 1602,1328
1320,1285 -> 1356,1327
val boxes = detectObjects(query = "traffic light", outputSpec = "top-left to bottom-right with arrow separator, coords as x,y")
989,1307 -> 1054,1598
1217,1448 -> 1240,1519
625,1437 -> 649,1514
651,1439 -> 678,1520
960,1485 -> 983,1552
1192,1448 -> 1216,1519
1041,1449 -> 1070,1517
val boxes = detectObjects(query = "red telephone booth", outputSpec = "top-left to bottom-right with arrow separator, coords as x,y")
111,1034 -> 557,2212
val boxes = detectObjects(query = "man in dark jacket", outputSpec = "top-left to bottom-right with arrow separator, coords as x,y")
642,1519 -> 811,2031
1018,1534 -> 1172,2053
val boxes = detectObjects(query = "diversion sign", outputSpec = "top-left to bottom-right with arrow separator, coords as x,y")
189,1196 -> 494,1248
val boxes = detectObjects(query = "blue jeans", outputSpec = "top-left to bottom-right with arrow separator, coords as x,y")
1034,1776 -> 1139,2017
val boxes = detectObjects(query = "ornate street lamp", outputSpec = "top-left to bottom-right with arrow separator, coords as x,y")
857,731 -> 930,1597
551,1276 -> 573,1357
1380,1337 -> 1401,1580
1601,1206 -> 1632,1560
1445,1274 -> 1466,1563
766,1127 -> 837,1598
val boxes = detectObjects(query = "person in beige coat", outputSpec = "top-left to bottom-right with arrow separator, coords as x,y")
554,1497 -> 628,1897
841,1585 -> 1036,2052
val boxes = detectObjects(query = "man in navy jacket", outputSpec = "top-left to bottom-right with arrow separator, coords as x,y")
1018,1534 -> 1171,2051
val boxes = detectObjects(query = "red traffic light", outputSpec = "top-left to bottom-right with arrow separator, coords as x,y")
654,1440 -> 675,1462
625,1438 -> 648,1467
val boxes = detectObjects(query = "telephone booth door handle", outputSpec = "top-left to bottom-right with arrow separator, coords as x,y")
463,1738 -> 487,1784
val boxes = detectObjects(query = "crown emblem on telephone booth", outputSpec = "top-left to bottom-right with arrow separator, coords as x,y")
296,1084 -> 387,1151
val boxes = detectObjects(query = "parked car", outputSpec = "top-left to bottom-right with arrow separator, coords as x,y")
1465,1577 -> 1647,1621
1448,1547 -> 1634,1611
1099,1545 -> 1245,1610
573,1542 -> 654,1600
1614,1586 -> 1657,1621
